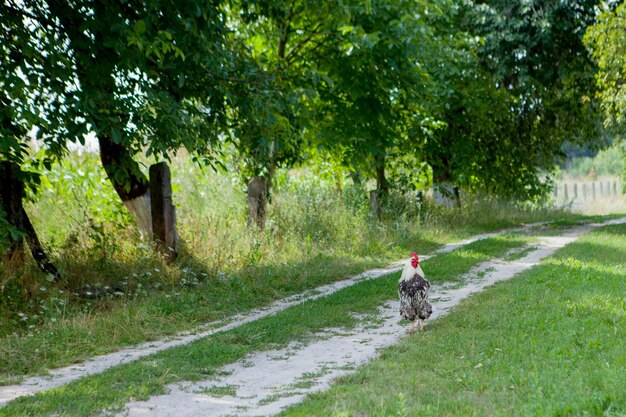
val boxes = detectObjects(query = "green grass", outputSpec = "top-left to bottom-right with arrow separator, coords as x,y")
194,384 -> 238,397
424,233 -> 537,284
280,223 -> 626,417
502,245 -> 538,261
0,254 -> 397,385
0,233 -> 531,416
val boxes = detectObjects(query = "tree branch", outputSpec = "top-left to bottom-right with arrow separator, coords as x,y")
287,30 -> 335,66
1,1 -> 63,31
277,0 -> 297,59
285,22 -> 326,63
204,69 -> 274,85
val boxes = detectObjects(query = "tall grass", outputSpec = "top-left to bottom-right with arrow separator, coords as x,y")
1,152 -> 579,342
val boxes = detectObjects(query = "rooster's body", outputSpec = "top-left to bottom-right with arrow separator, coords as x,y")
398,252 -> 432,332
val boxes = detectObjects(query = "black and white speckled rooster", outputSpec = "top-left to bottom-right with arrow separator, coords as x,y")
398,252 -> 432,332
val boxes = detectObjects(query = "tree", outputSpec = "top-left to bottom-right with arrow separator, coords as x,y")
2,0 -> 240,238
584,1 -> 626,129
458,0 -> 602,200
0,1 -> 75,275
584,1 -> 626,189
313,0 -> 434,214
227,0 -> 351,228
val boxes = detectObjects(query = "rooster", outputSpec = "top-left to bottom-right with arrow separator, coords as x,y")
398,252 -> 432,332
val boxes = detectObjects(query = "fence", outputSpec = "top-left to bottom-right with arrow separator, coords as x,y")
553,177 -> 624,211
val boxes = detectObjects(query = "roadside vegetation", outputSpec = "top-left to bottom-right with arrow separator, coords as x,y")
282,223 -> 626,417
557,143 -> 625,180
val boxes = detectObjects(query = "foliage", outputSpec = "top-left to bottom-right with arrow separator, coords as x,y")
0,1 -> 72,169
560,142 -> 625,179
0,208 -> 26,254
1,0 -> 608,210
313,0 -> 436,192
450,0 -> 603,200
585,2 -> 626,130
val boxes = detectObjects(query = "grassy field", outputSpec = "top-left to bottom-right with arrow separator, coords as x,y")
0,152 -> 588,385
281,223 -> 626,417
0,233 -> 534,416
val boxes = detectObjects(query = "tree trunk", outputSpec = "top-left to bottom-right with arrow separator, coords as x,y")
149,162 -> 178,262
375,151 -> 388,195
98,135 -> 152,238
432,168 -> 460,208
247,140 -> 275,230
370,151 -> 388,220
248,176 -> 267,230
349,169 -> 363,187
369,190 -> 382,220
0,162 -> 61,281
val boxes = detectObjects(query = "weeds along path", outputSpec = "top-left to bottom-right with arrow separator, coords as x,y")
116,218 -> 626,417
0,225 -> 538,406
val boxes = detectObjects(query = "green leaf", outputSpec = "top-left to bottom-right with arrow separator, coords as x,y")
134,19 -> 146,35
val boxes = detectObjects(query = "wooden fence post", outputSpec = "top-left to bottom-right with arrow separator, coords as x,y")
247,176 -> 267,230
369,190 -> 382,220
573,183 -> 578,199
0,161 -> 61,281
592,182 -> 596,200
563,183 -> 569,200
149,162 -> 177,263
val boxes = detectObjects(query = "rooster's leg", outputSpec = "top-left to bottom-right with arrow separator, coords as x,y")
408,321 -> 416,333
418,320 -> 424,332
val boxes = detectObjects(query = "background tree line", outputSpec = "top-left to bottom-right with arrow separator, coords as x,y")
1,0 -> 623,266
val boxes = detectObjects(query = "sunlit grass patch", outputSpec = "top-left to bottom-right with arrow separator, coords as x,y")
425,233 -> 536,283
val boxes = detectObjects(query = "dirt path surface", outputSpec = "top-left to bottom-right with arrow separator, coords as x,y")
117,219 -> 625,417
0,226 -> 527,407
